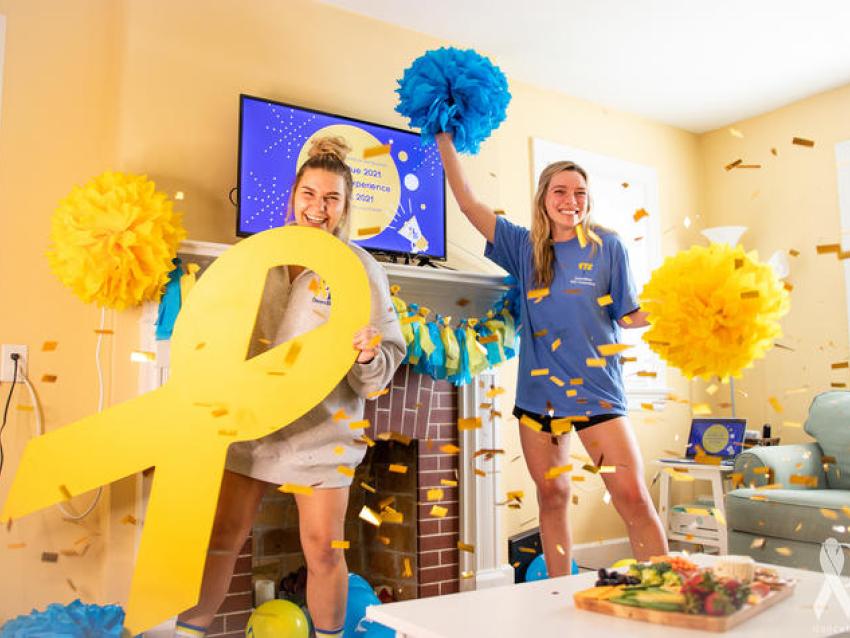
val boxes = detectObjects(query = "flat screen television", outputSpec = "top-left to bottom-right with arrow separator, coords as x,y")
237,94 -> 446,260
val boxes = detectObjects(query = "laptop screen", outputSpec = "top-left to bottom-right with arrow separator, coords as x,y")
685,418 -> 747,460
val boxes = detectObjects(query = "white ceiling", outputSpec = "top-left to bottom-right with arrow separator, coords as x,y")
319,0 -> 850,133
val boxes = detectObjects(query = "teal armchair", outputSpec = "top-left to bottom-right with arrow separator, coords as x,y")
725,391 -> 850,574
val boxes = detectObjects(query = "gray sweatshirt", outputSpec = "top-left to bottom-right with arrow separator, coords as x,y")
225,244 -> 405,487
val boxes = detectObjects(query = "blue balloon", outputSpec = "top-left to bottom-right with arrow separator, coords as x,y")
525,554 -> 579,581
343,574 -> 393,638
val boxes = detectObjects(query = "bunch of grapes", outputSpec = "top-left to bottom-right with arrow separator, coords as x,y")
595,568 -> 640,587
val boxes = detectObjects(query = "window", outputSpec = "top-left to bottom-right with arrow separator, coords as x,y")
532,138 -> 668,405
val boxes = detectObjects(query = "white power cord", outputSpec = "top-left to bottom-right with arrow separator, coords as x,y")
20,307 -> 108,520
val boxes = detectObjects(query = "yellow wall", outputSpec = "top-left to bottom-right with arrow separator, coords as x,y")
1,0 -> 713,619
699,84 -> 850,438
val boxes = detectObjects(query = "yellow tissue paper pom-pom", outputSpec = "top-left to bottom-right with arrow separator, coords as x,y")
640,243 -> 790,380
47,172 -> 187,310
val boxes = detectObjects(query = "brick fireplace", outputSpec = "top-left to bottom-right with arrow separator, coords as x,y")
244,364 -> 462,618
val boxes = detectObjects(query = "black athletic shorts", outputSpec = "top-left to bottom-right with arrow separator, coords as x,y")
512,406 -> 624,434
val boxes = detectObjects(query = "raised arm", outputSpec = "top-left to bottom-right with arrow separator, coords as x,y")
435,132 -> 497,243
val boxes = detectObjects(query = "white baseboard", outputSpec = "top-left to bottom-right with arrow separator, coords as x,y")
571,537 -> 632,570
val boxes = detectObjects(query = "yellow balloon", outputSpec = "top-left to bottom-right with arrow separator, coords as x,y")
1,227 -> 371,634
246,600 -> 309,638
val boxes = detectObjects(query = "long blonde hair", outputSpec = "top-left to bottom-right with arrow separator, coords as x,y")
286,136 -> 354,239
530,161 -> 603,287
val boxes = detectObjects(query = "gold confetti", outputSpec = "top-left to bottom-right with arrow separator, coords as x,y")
551,338 -> 562,352
518,547 -> 537,554
586,358 -> 606,368
493,209 -> 506,216
331,540 -> 350,549
195,341 -> 207,350
441,479 -> 458,487
360,434 -> 376,447
598,343 -> 631,356
621,182 -> 629,189
360,482 -> 376,494
457,542 -> 475,553
817,243 -> 841,254
336,466 -> 355,478
41,551 -> 59,563
821,508 -> 839,520
474,468 -> 487,477
530,368 -> 549,376
768,396 -> 784,413
724,159 -> 743,171
332,409 -> 349,422
740,290 -> 760,299
550,418 -> 573,435
363,143 -> 391,158
556,544 -> 566,555
41,374 -> 58,383
42,341 -> 58,352
93,329 -> 114,335
426,488 -> 444,501
571,475 -> 585,482
831,361 -> 849,369
359,505 -> 381,527
753,466 -> 771,475
641,402 -> 655,411
333,446 -> 345,456
729,127 -> 744,138
636,370 -> 657,378
130,350 -> 157,363
357,226 -> 382,236
367,387 -> 390,399
598,465 -> 616,474
842,506 -> 850,519
486,387 -> 506,399
59,484 -> 73,500
440,444 -> 460,454
706,384 -> 719,396
527,287 -> 551,301
750,537 -> 766,549
16,405 -> 33,412
549,375 -> 565,387
596,294 -> 613,307
569,378 -> 583,386
565,389 -> 577,398
458,417 -> 482,431
792,137 -> 814,147
576,225 -> 587,248
211,408 -> 229,417
7,542 -> 26,549
790,474 -> 818,487
545,464 -> 572,480
775,546 -> 792,556
377,535 -> 391,545
402,557 -> 413,578
389,464 -> 408,474
633,208 -> 649,222
349,419 -> 369,430
279,483 -> 314,496
621,314 -> 633,325
284,340 -> 302,367
461,570 -> 475,579
519,414 -> 542,432
121,514 -> 138,525
430,505 -> 448,518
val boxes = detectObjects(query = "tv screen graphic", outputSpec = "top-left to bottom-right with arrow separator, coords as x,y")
238,95 -> 446,259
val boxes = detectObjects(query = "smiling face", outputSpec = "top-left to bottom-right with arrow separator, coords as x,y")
543,169 -> 589,241
292,168 -> 348,235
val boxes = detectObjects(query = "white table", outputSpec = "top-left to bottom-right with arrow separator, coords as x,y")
366,555 -> 849,637
656,460 -> 734,554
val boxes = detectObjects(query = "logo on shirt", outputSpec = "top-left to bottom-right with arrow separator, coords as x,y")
569,275 -> 596,288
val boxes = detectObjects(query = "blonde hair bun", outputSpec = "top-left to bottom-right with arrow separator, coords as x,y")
308,136 -> 352,163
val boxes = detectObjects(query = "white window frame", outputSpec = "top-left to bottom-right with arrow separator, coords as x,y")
531,138 -> 669,408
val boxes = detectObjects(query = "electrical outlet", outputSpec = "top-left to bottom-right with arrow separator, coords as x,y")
1,344 -> 28,383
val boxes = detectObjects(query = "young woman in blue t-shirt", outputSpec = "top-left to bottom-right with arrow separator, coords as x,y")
436,132 -> 668,576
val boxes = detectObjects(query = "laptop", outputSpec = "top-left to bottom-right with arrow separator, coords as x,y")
660,418 -> 747,466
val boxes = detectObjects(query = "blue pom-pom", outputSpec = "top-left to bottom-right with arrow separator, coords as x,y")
396,47 -> 511,154
0,599 -> 125,637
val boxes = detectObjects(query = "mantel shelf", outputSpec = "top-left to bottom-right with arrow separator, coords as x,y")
177,239 -> 510,321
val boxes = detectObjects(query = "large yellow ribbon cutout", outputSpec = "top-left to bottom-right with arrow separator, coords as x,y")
0,226 -> 371,634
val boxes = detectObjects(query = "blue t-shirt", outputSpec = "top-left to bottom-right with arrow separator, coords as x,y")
485,216 -> 639,417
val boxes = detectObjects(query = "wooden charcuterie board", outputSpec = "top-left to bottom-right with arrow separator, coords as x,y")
573,581 -> 795,632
